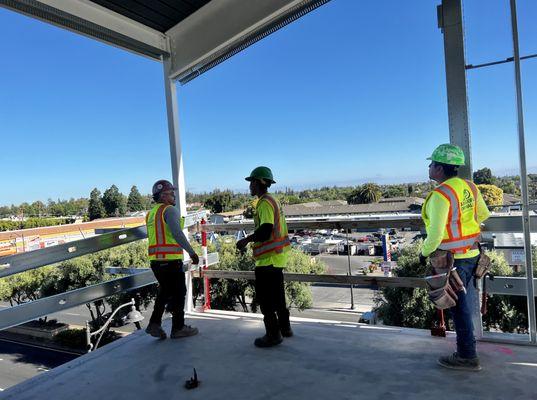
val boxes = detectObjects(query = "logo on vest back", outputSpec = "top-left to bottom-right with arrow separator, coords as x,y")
461,189 -> 474,212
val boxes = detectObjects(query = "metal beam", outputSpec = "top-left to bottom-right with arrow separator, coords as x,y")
438,0 -> 472,179
0,270 -> 156,331
0,0 -> 168,59
0,226 -> 147,278
509,0 -> 536,344
0,211 -> 207,279
162,54 -> 195,311
200,214 -> 537,233
486,276 -> 537,297
166,0 -> 330,83
0,254 -> 219,331
197,270 -> 427,289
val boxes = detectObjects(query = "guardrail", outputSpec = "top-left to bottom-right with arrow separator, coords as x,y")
0,213 -> 535,342
200,213 -> 537,232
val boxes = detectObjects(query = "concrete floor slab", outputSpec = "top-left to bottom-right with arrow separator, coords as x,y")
2,311 -> 537,400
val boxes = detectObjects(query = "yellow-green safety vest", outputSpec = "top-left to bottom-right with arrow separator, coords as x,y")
252,194 -> 291,260
146,204 -> 184,261
422,177 -> 481,255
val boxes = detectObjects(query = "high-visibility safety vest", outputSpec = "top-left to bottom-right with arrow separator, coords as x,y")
252,194 -> 291,260
146,204 -> 184,261
422,177 -> 481,255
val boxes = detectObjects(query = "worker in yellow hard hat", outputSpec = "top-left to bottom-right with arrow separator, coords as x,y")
236,167 -> 292,347
145,179 -> 200,340
421,144 -> 490,371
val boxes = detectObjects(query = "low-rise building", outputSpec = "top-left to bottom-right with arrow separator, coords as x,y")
283,197 -> 424,218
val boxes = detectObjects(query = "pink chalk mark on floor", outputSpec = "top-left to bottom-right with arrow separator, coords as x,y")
497,347 -> 514,355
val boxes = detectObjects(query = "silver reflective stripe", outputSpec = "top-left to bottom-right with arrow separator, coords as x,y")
253,237 -> 290,256
436,185 -> 461,238
155,205 -> 166,244
439,235 -> 479,250
148,246 -> 182,254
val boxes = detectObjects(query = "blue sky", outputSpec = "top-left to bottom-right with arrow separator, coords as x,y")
0,0 -> 536,205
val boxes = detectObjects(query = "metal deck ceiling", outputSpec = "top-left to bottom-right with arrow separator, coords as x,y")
89,0 -> 211,33
0,0 -> 330,82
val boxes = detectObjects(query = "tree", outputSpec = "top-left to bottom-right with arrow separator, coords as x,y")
88,188 -> 106,220
0,266 -> 57,306
192,238 -> 326,312
498,180 -> 519,195
243,199 -> 257,219
127,185 -> 145,212
473,168 -> 495,185
374,241 -> 436,329
381,185 -> 406,198
204,190 -> 233,213
102,185 -> 127,217
478,184 -> 504,208
347,183 -> 382,204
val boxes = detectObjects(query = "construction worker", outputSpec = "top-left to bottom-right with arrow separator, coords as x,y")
145,179 -> 200,340
236,166 -> 292,347
421,144 -> 490,371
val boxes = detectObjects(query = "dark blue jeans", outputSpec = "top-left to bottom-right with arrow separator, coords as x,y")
450,256 -> 479,359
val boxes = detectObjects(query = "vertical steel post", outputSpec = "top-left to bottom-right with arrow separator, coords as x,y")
162,55 -> 193,312
509,0 -> 536,343
346,229 -> 355,310
439,0 -> 472,180
439,0 -> 482,338
201,218 -> 211,311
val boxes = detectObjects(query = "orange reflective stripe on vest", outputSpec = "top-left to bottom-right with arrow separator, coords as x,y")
434,179 -> 480,254
147,204 -> 183,260
252,194 -> 290,259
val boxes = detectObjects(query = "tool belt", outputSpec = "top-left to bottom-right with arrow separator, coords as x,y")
426,250 -> 465,310
474,243 -> 491,279
473,242 -> 493,314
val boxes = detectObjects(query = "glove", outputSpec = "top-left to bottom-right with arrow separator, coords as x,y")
419,254 -> 428,266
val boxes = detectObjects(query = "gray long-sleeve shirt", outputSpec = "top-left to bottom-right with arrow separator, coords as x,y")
163,206 -> 196,257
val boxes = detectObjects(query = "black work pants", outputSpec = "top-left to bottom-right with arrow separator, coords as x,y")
255,265 -> 290,337
149,260 -> 186,329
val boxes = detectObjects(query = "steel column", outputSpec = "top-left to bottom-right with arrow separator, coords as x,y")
163,55 -> 194,312
439,0 -> 483,337
439,0 -> 472,180
509,0 -> 536,343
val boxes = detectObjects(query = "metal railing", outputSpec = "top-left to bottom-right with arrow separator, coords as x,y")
0,212 -> 535,344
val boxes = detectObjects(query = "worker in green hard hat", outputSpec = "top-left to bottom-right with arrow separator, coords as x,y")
421,144 -> 490,371
236,166 -> 292,348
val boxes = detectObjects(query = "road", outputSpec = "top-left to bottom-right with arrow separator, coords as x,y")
0,339 -> 78,392
309,254 -> 381,313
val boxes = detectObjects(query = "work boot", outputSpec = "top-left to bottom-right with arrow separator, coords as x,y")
254,332 -> 283,348
280,327 -> 294,338
145,322 -> 167,339
170,324 -> 199,339
437,353 -> 481,371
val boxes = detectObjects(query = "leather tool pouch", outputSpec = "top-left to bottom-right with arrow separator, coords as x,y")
426,250 -> 460,310
474,244 -> 491,279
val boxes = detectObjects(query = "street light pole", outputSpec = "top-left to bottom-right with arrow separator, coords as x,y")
346,229 -> 355,310
85,298 -> 144,352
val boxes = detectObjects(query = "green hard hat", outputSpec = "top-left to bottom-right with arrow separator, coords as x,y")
245,166 -> 276,184
427,144 -> 466,166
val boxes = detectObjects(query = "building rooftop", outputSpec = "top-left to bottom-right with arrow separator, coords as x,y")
493,232 -> 537,248
283,198 -> 424,217
3,310 -> 536,400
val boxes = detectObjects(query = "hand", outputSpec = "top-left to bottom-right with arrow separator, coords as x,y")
236,238 -> 248,253
419,254 -> 427,266
190,253 -> 200,265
